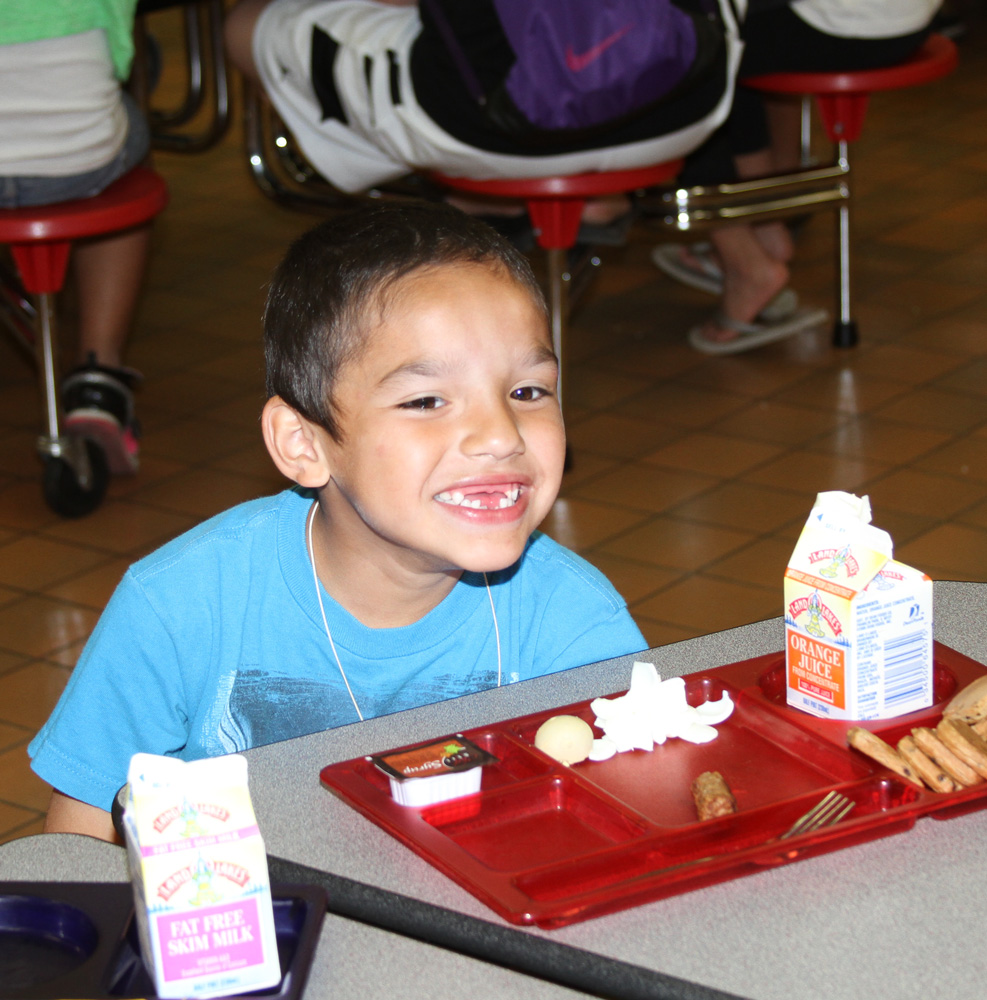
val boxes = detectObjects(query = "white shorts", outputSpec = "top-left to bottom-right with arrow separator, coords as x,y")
254,0 -> 744,194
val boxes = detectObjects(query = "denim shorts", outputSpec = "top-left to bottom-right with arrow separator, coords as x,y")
0,92 -> 151,209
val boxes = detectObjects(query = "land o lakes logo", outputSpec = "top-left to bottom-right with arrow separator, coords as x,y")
157,855 -> 250,904
787,589 -> 842,637
808,545 -> 859,579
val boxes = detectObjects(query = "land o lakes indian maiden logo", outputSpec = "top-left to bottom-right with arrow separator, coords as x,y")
787,589 -> 843,638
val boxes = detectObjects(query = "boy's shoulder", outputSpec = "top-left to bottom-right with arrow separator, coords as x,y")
129,487 -> 309,583
519,530 -> 626,609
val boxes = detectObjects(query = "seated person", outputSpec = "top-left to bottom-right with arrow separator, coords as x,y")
653,0 -> 942,354
29,202 -> 648,842
0,0 -> 153,472
223,0 -> 745,196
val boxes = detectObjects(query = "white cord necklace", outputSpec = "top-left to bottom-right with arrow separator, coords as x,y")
305,502 -> 502,723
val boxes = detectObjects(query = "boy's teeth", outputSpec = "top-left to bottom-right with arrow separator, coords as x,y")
437,487 -> 520,509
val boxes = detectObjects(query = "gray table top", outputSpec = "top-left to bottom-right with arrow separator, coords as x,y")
4,580 -> 987,999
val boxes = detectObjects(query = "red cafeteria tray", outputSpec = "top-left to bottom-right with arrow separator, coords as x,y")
320,642 -> 987,929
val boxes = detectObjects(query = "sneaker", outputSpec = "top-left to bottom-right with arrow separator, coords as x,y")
62,354 -> 142,475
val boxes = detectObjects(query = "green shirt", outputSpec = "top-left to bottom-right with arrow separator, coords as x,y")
0,0 -> 138,79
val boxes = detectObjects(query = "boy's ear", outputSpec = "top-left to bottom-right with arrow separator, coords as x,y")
262,396 -> 332,488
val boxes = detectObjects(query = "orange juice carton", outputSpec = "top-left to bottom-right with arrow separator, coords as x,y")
122,753 -> 280,999
784,491 -> 933,721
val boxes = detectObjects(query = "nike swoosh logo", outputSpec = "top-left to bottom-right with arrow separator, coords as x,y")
565,25 -> 633,73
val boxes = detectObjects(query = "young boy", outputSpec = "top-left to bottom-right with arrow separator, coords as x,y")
29,202 -> 646,842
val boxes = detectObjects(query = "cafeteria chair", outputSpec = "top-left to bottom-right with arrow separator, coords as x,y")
431,164 -> 683,420
242,84 -> 434,211
649,33 -> 959,348
131,0 -> 231,153
0,167 -> 169,517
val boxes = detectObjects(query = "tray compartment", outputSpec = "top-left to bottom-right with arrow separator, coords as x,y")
103,893 -> 320,997
0,882 -> 326,1000
754,655 -> 960,727
0,895 -> 100,991
344,728 -> 554,802
563,688 -> 866,827
423,775 -> 649,872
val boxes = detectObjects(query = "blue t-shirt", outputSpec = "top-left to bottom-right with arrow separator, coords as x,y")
29,488 -> 645,810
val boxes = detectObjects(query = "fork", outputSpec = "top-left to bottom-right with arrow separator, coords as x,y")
780,790 -> 854,840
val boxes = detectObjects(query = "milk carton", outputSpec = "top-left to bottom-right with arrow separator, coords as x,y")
784,491 -> 933,721
122,753 -> 281,999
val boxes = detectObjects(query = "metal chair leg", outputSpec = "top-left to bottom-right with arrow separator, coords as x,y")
833,139 -> 858,348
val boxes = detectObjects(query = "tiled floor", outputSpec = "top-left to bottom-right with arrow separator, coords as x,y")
2,11 -> 986,844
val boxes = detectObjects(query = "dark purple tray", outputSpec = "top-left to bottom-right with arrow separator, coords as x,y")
0,882 -> 325,999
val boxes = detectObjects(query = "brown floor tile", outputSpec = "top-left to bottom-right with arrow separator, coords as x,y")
914,435 -> 987,482
0,742 -> 51,812
582,553 -> 683,606
896,523 -> 987,580
40,499 -> 195,556
810,418 -> 951,464
130,467 -> 281,520
772,368 -> 909,416
0,597 -> 98,660
0,662 -> 72,730
841,343 -> 969,384
667,481 -> 809,534
0,802 -> 43,846
863,468 -> 987,519
704,537 -> 795,591
570,464 -> 719,515
633,576 -> 782,633
872,387 -> 987,434
707,400 -> 847,447
643,432 -> 784,479
633,617 -> 705,648
0,537 -> 112,592
741,450 -> 893,496
931,358 -> 987,398
615,382 -> 751,428
43,558 -> 131,612
599,516 -> 756,571
565,412 -> 685,460
540,497 -> 651,552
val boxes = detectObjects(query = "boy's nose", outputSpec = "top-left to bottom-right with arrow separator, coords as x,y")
462,399 -> 524,459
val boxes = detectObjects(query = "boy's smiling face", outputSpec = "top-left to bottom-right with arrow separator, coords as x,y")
318,262 -> 565,585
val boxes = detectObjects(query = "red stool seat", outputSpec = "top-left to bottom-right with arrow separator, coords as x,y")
432,160 -> 683,430
0,165 -> 169,516
744,34 -> 959,143
0,166 -> 169,294
431,161 -> 683,250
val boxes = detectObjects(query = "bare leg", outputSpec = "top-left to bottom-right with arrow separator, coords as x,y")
734,148 -> 794,264
224,0 -> 273,84
71,225 -> 151,367
764,94 -> 805,173
694,224 -> 789,345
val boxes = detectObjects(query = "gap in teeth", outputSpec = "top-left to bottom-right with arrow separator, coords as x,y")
437,487 -> 520,509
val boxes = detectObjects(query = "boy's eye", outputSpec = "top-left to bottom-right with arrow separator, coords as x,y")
399,396 -> 445,411
510,385 -> 551,402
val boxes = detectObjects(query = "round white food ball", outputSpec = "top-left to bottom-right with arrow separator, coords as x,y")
534,715 -> 595,766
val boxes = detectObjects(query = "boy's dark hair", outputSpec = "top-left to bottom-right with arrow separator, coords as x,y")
264,200 -> 547,441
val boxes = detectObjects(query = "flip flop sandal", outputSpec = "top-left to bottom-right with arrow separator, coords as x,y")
651,243 -> 800,323
651,242 -> 722,294
688,306 -> 829,355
